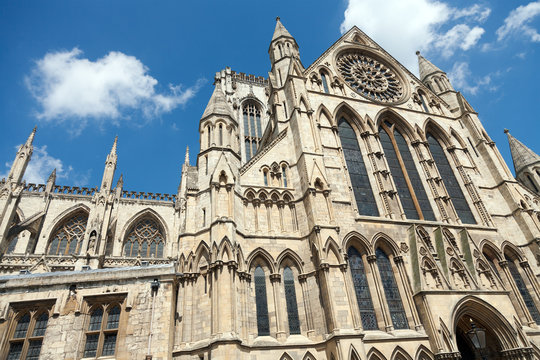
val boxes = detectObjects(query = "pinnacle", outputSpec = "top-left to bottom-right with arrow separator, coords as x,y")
272,17 -> 294,42
25,126 -> 37,147
505,129 -> 540,175
417,51 -> 444,81
111,135 -> 118,154
201,84 -> 234,120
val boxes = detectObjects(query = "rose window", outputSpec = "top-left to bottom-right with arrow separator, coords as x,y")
337,51 -> 404,103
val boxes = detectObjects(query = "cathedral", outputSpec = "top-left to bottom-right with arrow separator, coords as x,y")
2,18 -> 540,360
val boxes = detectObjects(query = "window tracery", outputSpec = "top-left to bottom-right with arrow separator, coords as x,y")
123,217 -> 165,258
5,306 -> 50,360
337,51 -> 404,103
379,121 -> 435,220
48,212 -> 88,255
338,118 -> 379,216
243,102 -> 262,161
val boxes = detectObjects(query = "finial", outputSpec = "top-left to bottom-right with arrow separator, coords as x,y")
184,146 -> 190,164
111,135 -> 118,153
504,128 -> 509,134
415,50 -> 421,56
117,173 -> 123,187
25,126 -> 37,146
276,16 -> 280,21
48,168 -> 56,182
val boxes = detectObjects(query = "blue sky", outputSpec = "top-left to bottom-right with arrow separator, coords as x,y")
1,1 -> 539,194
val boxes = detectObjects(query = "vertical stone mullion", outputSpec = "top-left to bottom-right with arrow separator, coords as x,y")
367,254 -> 393,331
394,255 -> 422,330
341,263 -> 361,329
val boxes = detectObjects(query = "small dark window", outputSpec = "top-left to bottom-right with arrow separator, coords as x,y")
283,267 -> 300,334
321,72 -> 330,94
254,266 -> 270,336
282,166 -> 288,187
526,174 -> 539,192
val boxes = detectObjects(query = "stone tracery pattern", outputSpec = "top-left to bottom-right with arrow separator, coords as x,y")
123,218 -> 165,258
337,51 -> 403,103
48,212 -> 88,255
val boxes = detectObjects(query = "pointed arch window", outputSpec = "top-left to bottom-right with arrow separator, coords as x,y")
282,165 -> 288,187
347,246 -> 378,330
254,266 -> 270,336
123,218 -> 165,258
320,71 -> 330,94
6,308 -> 49,360
283,267 -> 300,334
379,121 -> 435,220
84,303 -> 122,358
218,124 -> 223,146
505,254 -> 540,323
376,248 -> 408,329
48,212 -> 88,255
418,91 -> 430,113
427,132 -> 476,224
243,102 -> 263,161
338,118 -> 379,216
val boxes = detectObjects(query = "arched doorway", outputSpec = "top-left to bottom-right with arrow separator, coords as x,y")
452,297 -> 530,360
455,315 -> 502,359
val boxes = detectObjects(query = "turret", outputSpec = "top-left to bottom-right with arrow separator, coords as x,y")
416,51 -> 461,111
505,129 -> 540,194
100,136 -> 118,191
7,127 -> 36,184
269,17 -> 300,87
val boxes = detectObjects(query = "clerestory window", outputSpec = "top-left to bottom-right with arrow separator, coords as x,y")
123,218 -> 165,258
48,211 -> 88,255
243,102 -> 262,161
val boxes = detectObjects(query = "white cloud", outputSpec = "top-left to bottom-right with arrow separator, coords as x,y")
448,62 -> 494,95
26,48 -> 205,133
1,145 -> 75,185
496,1 -> 540,42
340,0 -> 489,73
433,24 -> 485,57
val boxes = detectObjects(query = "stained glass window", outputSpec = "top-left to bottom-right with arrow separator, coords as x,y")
283,267 -> 301,334
7,310 -> 48,360
347,247 -> 378,330
254,266 -> 270,336
505,255 -> 540,323
376,248 -> 408,329
379,123 -> 435,220
123,218 -> 165,258
427,133 -> 476,224
244,102 -> 263,161
48,212 -> 88,255
338,118 -> 379,216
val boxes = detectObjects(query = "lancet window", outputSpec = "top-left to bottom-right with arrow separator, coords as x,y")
5,308 -> 49,360
84,303 -> 122,358
243,102 -> 263,161
254,266 -> 270,336
376,248 -> 408,329
427,132 -> 476,224
320,71 -> 330,93
338,118 -> 379,216
123,218 -> 165,258
48,212 -> 88,255
379,121 -> 435,220
505,254 -> 540,324
347,246 -> 378,330
283,267 -> 300,334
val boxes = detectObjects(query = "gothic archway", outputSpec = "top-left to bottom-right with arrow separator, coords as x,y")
452,296 -> 530,360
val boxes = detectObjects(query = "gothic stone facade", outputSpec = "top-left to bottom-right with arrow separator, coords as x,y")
1,19 -> 540,360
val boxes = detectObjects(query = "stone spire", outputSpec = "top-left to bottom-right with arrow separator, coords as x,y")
201,82 -> 233,121
101,136 -> 118,191
272,16 -> 294,42
184,146 -> 190,165
505,129 -> 540,175
416,51 -> 444,82
7,126 -> 36,183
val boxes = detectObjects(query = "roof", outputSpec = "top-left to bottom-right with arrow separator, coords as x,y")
505,129 -> 540,175
201,84 -> 234,120
416,51 -> 444,81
